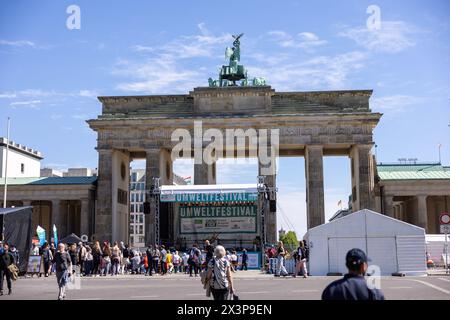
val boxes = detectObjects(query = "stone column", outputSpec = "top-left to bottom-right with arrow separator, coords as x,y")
145,149 -> 160,245
51,200 -> 61,238
159,148 -> 173,185
350,144 -> 375,211
194,162 -> 216,185
305,145 -> 325,229
95,149 -> 113,242
383,196 -> 394,217
399,203 -> 405,221
416,195 -> 428,231
80,198 -> 89,237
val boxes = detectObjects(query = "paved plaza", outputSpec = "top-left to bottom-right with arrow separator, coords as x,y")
1,271 -> 450,300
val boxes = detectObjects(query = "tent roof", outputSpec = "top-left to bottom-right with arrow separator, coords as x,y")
306,209 -> 424,237
160,184 -> 257,195
0,206 -> 33,215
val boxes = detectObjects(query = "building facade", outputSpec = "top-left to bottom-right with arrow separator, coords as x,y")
374,163 -> 450,234
0,176 -> 97,242
129,169 -> 146,247
0,137 -> 42,178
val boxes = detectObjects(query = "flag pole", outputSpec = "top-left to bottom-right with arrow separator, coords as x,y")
2,117 -> 10,241
3,117 -> 10,208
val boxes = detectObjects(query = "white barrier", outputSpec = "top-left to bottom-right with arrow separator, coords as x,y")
269,258 -> 296,274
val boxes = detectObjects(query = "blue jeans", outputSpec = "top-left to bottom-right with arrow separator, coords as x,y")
102,262 -> 111,275
276,257 -> 288,276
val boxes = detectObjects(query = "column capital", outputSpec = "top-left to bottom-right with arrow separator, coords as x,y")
305,144 -> 324,150
353,143 -> 375,150
145,148 -> 160,154
98,148 -> 113,154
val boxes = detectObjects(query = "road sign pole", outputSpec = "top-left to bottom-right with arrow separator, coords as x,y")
446,232 -> 448,274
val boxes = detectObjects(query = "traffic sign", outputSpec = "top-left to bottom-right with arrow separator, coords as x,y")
440,212 -> 450,225
441,225 -> 450,234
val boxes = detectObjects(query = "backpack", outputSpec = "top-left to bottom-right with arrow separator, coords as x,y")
189,248 -> 199,262
8,264 -> 19,281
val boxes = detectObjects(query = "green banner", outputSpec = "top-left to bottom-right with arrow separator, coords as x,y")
179,205 -> 257,234
161,192 -> 257,203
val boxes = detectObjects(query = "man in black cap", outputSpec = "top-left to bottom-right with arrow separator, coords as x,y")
322,248 -> 385,300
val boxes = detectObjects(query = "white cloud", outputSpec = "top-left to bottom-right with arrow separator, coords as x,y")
77,90 -> 98,98
114,58 -> 201,94
0,93 -> 17,98
267,30 -> 327,50
10,100 -> 41,108
371,94 -> 425,113
117,24 -> 235,93
0,40 -> 35,47
0,89 -> 101,109
249,51 -> 368,90
130,45 -> 154,53
338,21 -> 418,53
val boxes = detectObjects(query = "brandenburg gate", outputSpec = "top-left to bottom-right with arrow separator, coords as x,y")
87,34 -> 381,244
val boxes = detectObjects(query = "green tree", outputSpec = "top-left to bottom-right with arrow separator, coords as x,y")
279,231 -> 298,250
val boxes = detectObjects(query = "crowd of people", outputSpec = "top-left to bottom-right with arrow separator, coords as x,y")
27,239 -> 250,280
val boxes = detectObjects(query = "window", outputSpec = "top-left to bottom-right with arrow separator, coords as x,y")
138,214 -> 143,223
20,163 -> 25,174
140,204 -> 143,213
139,225 -> 143,235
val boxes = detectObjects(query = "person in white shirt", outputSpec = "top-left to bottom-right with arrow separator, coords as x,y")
182,252 -> 189,273
230,251 -> 238,272
173,251 -> 181,273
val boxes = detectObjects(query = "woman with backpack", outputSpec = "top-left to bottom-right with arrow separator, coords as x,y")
205,245 -> 234,301
188,244 -> 201,277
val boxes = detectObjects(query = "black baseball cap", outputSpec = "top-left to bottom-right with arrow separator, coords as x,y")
346,248 -> 371,267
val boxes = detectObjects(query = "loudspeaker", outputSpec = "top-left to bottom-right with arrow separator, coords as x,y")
143,201 -> 150,214
269,200 -> 276,212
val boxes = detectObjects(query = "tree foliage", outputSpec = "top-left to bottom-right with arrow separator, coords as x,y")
279,231 -> 298,249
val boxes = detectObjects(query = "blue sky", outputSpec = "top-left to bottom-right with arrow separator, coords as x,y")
1,0 -> 449,236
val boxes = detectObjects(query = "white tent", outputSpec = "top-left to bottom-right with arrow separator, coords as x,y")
305,209 -> 427,276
